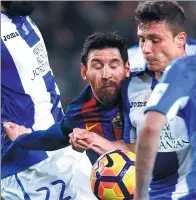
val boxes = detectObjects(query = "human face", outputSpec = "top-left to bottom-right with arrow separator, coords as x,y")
138,20 -> 184,72
81,48 -> 130,105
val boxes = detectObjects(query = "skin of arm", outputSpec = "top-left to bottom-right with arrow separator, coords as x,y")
90,134 -> 135,155
134,111 -> 167,200
69,128 -> 135,154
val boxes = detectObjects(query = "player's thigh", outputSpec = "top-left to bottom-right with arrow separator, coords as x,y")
71,150 -> 98,200
2,155 -> 76,200
1,175 -> 25,200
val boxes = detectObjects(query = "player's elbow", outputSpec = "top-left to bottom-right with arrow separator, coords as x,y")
139,123 -> 159,138
139,112 -> 166,138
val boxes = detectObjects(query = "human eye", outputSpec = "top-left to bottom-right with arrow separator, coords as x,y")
110,60 -> 121,69
92,62 -> 102,69
139,37 -> 145,45
110,64 -> 117,69
152,38 -> 161,44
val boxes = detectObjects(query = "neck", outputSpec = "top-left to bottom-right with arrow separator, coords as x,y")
154,72 -> 163,80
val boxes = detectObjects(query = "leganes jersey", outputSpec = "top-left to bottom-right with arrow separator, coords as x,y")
122,39 -> 196,199
1,12 -> 64,178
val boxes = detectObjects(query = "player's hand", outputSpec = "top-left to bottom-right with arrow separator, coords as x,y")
3,122 -> 32,141
69,128 -> 94,152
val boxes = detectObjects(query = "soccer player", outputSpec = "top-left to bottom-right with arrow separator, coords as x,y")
1,2 -> 94,199
134,55 -> 196,200
4,32 -> 133,165
122,1 -> 196,199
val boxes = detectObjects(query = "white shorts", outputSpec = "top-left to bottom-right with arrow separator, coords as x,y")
1,146 -> 97,200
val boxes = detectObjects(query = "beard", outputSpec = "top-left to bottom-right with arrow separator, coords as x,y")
94,81 -> 121,106
2,1 -> 34,16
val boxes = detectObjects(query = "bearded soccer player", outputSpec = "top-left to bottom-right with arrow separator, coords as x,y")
4,32 -> 133,165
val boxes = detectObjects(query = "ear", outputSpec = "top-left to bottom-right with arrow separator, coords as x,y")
125,61 -> 131,78
81,63 -> 88,80
175,32 -> 187,49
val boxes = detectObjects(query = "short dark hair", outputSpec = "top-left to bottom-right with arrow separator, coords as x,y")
81,32 -> 128,65
1,1 -> 34,16
135,1 -> 186,36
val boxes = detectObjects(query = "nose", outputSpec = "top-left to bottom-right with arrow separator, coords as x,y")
142,40 -> 153,55
102,65 -> 112,80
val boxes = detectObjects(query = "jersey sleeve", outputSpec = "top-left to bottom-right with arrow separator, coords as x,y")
145,56 -> 196,121
128,45 -> 147,73
61,103 -> 77,131
15,122 -> 71,150
122,77 -> 137,144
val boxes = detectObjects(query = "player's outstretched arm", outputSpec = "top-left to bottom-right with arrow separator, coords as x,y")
90,134 -> 133,155
4,122 -> 71,151
134,111 -> 167,200
69,128 -> 134,154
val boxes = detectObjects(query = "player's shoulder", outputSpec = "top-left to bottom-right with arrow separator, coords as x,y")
1,12 -> 17,35
186,37 -> 196,45
65,86 -> 93,113
128,45 -> 146,73
1,12 -> 12,23
185,37 -> 196,56
172,55 -> 196,72
122,71 -> 153,101
162,55 -> 196,84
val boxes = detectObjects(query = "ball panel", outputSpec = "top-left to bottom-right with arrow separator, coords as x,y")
122,166 -> 136,194
90,176 -> 96,193
125,151 -> 136,161
103,188 -> 116,200
90,150 -> 136,200
113,183 -> 124,197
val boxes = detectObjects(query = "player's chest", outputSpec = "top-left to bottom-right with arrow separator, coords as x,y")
81,106 -> 123,139
2,24 -> 50,81
128,88 -> 189,152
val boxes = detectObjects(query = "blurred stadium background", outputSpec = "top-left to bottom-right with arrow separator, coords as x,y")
30,1 -> 196,109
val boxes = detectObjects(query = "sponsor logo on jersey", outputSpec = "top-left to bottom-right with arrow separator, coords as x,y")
158,118 -> 190,152
112,112 -> 123,128
85,123 -> 100,131
22,23 -> 29,35
3,32 -> 19,41
31,43 -> 50,80
130,101 -> 147,108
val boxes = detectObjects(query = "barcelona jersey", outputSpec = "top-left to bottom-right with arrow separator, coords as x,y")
62,85 -> 124,163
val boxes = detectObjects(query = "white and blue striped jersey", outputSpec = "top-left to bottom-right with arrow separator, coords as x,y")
122,39 -> 196,199
146,55 -> 196,200
1,11 -> 64,178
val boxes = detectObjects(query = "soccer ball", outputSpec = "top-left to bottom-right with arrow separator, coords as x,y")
90,150 -> 136,200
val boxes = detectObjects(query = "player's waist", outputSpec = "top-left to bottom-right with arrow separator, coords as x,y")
149,174 -> 189,200
150,171 -> 187,191
1,147 -> 68,179
1,149 -> 48,179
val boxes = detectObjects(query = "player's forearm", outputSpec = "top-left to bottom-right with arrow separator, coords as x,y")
135,125 -> 160,200
90,133 -> 133,155
15,123 -> 71,150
